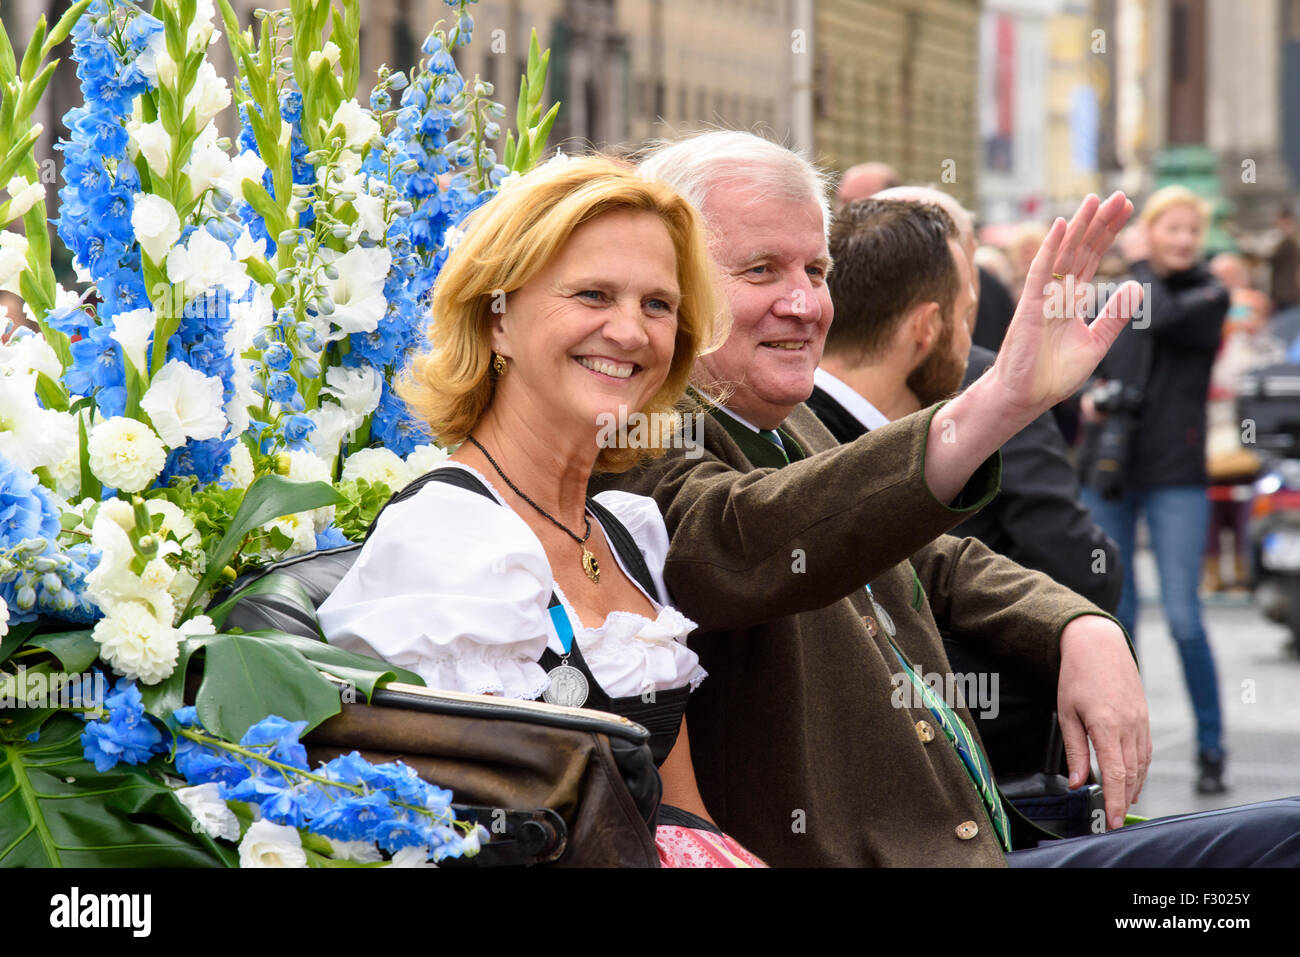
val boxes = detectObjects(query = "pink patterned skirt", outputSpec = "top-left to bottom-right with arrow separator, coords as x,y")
654,806 -> 767,868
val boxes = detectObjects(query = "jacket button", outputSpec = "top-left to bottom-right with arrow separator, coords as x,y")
862,615 -> 878,638
915,720 -> 935,743
955,821 -> 979,840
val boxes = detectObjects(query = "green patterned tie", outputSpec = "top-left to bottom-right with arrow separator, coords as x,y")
888,637 -> 1012,851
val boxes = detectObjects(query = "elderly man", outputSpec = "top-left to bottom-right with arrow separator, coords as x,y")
595,130 -> 1300,867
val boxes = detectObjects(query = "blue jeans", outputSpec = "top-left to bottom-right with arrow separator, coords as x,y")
1079,485 -> 1223,755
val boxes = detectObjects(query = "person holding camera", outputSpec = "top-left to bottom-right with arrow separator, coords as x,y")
1078,186 -> 1231,795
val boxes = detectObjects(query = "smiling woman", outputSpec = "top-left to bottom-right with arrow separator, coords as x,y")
319,156 -> 765,866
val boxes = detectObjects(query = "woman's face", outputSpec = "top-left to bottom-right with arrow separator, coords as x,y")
491,208 -> 681,438
1147,203 -> 1205,275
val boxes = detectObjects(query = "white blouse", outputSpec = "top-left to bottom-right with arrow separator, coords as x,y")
318,463 -> 706,700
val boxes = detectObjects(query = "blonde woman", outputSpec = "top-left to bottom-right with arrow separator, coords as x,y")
1077,185 -> 1230,794
319,156 -> 764,866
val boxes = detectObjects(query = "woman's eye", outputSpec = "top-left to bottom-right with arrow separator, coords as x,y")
645,298 -> 673,314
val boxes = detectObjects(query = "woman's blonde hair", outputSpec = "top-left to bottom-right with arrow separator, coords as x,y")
1140,185 -> 1211,228
399,155 -> 726,472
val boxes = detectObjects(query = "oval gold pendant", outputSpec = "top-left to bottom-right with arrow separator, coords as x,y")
582,547 -> 600,584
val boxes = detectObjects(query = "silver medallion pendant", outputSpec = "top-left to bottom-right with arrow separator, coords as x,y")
870,595 -> 897,638
543,663 -> 589,708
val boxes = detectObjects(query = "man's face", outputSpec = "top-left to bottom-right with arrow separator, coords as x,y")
698,183 -> 833,429
906,238 -> 975,405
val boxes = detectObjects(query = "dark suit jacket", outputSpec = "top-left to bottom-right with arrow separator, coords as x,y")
808,352 -> 1123,612
596,402 -> 1107,866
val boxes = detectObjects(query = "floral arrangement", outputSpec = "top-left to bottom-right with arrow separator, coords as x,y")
0,0 -> 557,866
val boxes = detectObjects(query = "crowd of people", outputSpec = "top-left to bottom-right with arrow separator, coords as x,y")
316,132 -> 1300,867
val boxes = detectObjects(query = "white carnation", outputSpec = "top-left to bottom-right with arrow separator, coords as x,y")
405,444 -> 450,475
222,442 -> 255,489
140,359 -> 228,448
341,447 -> 412,492
93,600 -> 181,685
238,819 -> 307,868
176,783 -> 240,841
86,417 -> 167,493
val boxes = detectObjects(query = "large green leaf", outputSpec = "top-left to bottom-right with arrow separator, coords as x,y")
181,473 -> 345,619
195,633 -> 341,742
0,715 -> 233,867
27,630 -> 98,673
242,629 -> 424,699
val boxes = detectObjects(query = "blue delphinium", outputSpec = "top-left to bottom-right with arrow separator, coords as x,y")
80,678 -> 168,773
0,454 -> 92,623
170,709 -> 467,861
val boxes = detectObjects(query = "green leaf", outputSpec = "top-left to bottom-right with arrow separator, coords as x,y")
42,1 -> 93,60
205,572 -> 320,633
0,715 -> 233,866
195,633 -> 340,742
27,630 -> 98,674
0,623 -> 36,666
18,16 -> 47,84
242,629 -> 425,697
77,412 -> 100,502
34,372 -> 67,412
140,635 -> 207,721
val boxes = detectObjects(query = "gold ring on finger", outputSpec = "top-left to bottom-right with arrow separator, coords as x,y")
1052,272 -> 1067,280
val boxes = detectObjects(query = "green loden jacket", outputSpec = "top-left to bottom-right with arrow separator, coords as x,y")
592,400 -> 1110,867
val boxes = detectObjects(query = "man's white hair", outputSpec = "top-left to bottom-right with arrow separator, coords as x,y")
638,130 -> 833,236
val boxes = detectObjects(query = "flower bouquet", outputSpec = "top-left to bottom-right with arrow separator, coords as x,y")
0,0 -> 557,866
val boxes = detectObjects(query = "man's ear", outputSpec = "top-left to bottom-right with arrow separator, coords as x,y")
907,301 -> 943,357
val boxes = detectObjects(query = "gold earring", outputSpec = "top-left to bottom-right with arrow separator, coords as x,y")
492,353 -> 508,376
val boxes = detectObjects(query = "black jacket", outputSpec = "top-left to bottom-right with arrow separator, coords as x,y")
807,352 -> 1123,612
1077,260 -> 1228,490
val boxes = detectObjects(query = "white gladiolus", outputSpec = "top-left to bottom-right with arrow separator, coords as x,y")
108,306 -> 158,373
86,416 -> 167,493
140,359 -> 228,448
0,371 -> 77,472
225,151 -> 268,198
340,447 -> 412,492
92,600 -> 181,685
4,175 -> 45,218
131,194 -> 181,263
238,820 -> 307,868
385,847 -> 436,868
0,231 -> 29,293
176,784 -> 240,841
185,125 -> 232,199
306,402 -> 354,468
327,99 -> 380,151
127,119 -> 171,177
167,228 -> 251,299
326,839 -> 383,863
84,502 -> 179,622
0,331 -> 62,380
324,365 -> 383,420
318,245 -> 391,338
308,40 -> 341,71
183,62 -> 231,127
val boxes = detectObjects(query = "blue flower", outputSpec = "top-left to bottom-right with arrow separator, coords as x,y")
239,715 -> 310,770
79,678 -> 167,773
314,525 -> 351,551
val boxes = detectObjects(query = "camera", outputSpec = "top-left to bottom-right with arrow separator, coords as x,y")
1085,380 -> 1145,500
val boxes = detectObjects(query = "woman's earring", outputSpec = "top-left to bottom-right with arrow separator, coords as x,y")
492,353 -> 508,376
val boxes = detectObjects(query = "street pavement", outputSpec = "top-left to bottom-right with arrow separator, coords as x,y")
1126,548 -> 1300,820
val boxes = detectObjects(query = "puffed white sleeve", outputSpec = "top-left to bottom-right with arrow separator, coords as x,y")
318,480 -> 554,699
591,489 -> 671,605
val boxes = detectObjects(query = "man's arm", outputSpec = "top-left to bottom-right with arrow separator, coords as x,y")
910,536 -> 1149,828
605,406 -> 1001,633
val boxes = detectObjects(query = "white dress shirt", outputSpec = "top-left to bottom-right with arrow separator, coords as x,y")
813,366 -> 893,430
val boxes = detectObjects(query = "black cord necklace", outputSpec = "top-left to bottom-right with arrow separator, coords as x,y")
465,434 -> 600,584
